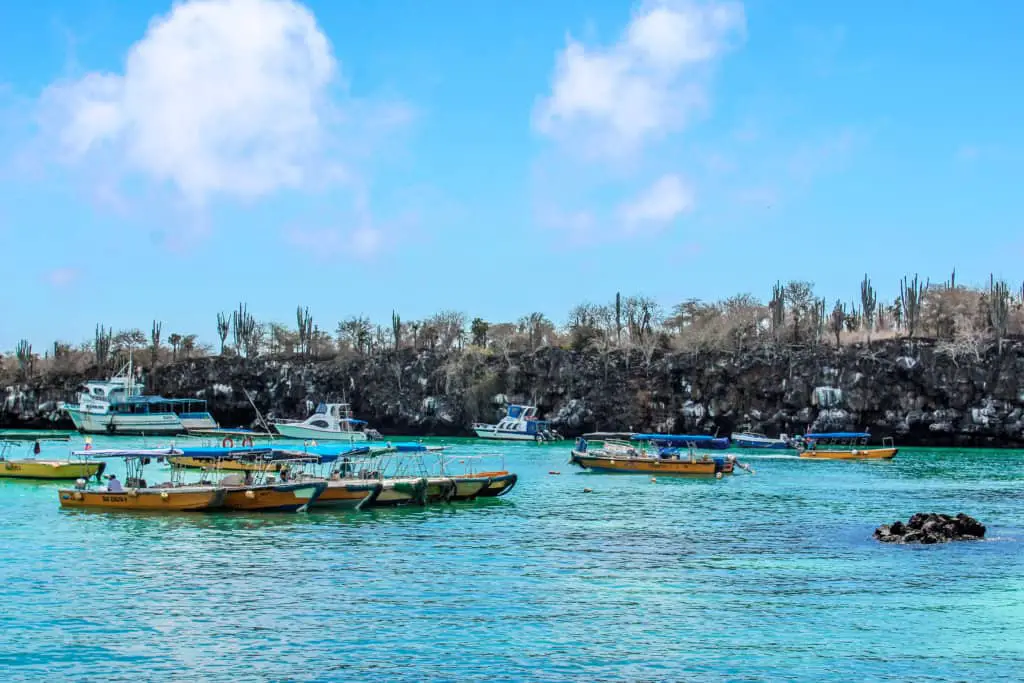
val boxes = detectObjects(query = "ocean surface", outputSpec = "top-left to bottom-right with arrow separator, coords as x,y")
0,436 -> 1021,682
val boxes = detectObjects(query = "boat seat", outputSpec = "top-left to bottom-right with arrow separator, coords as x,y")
219,474 -> 244,486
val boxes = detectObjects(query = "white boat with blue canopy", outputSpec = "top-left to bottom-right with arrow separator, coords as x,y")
473,404 -> 561,442
62,359 -> 217,436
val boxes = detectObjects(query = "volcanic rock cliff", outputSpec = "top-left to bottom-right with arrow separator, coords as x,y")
4,338 -> 1024,447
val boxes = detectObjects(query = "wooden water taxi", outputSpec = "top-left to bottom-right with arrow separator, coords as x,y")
0,438 -> 105,480
57,449 -> 225,511
797,432 -> 898,460
570,437 -> 739,477
220,480 -> 327,512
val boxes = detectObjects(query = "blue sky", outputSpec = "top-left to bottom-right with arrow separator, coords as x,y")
1,0 -> 1022,351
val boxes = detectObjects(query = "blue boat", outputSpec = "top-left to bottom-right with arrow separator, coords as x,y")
730,432 -> 795,450
629,433 -> 730,450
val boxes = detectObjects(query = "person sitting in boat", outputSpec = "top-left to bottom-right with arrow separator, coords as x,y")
106,474 -> 123,493
279,466 -> 290,482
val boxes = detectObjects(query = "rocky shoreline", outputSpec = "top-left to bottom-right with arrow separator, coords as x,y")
4,338 -> 1024,446
874,513 -> 986,544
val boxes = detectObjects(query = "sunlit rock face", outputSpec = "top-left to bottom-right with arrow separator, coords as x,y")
5,338 -> 1024,447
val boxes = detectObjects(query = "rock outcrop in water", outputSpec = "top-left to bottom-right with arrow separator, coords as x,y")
5,338 -> 1024,446
874,513 -> 986,544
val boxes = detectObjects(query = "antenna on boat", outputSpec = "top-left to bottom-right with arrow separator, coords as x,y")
243,388 -> 275,439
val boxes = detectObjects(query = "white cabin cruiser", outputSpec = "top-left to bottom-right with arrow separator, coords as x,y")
62,361 -> 217,435
473,404 -> 561,442
272,403 -> 380,442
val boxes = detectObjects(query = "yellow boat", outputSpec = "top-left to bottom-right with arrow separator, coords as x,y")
56,448 -> 225,511
59,486 -> 226,511
797,433 -> 898,460
570,438 -> 736,477
168,454 -> 286,472
0,440 -> 106,480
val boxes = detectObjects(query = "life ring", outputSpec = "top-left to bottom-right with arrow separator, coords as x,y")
222,437 -> 235,448
241,436 -> 254,448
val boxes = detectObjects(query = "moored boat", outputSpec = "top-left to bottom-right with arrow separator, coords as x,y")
797,432 -> 898,460
57,449 -> 225,511
570,437 -> 740,477
473,404 -> 561,442
272,402 -> 380,442
0,439 -> 106,480
730,432 -> 794,450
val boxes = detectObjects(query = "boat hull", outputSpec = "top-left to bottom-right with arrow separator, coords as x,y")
58,487 -> 225,511
65,407 -> 184,435
366,478 -> 427,507
310,481 -> 382,510
473,428 -> 543,441
221,482 -> 326,512
273,424 -> 368,442
799,448 -> 898,461
570,452 -> 723,476
0,460 -> 106,480
474,472 -> 518,496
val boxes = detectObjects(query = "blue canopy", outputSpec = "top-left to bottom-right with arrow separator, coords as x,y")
343,418 -> 367,425
272,444 -> 371,462
631,433 -> 726,443
804,432 -> 870,439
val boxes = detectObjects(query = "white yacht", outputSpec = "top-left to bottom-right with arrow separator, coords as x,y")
272,403 -> 379,442
62,360 -> 217,435
473,404 -> 560,442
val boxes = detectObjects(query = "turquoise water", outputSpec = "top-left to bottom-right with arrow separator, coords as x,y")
0,437 -> 1022,682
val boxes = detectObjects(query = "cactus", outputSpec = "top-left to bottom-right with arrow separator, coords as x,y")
769,281 -> 785,339
150,320 -> 162,366
216,312 -> 230,354
989,274 -> 1010,354
296,306 -> 313,356
900,274 -> 923,339
860,274 -> 877,345
830,300 -> 845,347
615,292 -> 623,345
15,339 -> 32,375
94,324 -> 112,368
391,311 -> 402,349
813,297 -> 826,343
233,303 -> 258,358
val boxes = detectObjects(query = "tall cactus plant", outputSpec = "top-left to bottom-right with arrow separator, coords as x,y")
860,274 -> 877,345
296,306 -> 313,356
769,281 -> 785,340
988,274 -> 1010,354
900,274 -> 923,340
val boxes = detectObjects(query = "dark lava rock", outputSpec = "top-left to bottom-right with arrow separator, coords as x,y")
874,513 -> 986,544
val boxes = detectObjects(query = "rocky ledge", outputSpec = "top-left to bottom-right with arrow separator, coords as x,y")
874,512 -> 986,544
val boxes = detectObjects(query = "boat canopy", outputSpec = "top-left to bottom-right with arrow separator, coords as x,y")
120,396 -> 207,405
343,418 -> 367,425
72,448 -> 183,458
392,442 -> 447,452
804,432 -> 870,439
177,446 -> 274,458
272,444 -> 372,462
630,433 -> 724,443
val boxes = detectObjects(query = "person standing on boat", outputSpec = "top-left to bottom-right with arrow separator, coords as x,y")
106,474 -> 123,492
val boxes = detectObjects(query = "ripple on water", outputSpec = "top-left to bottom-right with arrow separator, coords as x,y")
0,438 -> 1021,681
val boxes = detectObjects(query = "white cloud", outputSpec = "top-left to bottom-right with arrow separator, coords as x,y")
620,174 -> 694,231
533,0 -> 745,157
44,267 -> 81,288
38,0 -> 399,204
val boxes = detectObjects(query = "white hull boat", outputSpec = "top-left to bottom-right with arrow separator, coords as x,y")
472,404 -> 560,442
272,402 -> 378,442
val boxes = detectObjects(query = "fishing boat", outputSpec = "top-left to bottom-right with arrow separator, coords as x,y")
62,358 -> 217,435
473,404 -> 561,442
272,402 -> 380,442
797,432 -> 898,460
570,436 -> 741,477
57,449 -> 225,511
730,432 -> 794,450
0,438 -> 106,480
